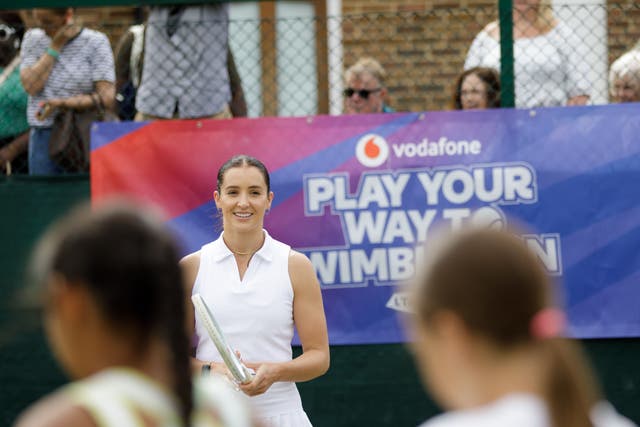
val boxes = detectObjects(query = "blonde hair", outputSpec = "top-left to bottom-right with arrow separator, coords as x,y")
609,49 -> 640,93
536,0 -> 557,33
344,57 -> 387,87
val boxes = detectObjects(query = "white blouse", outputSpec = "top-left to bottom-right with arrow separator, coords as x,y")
419,394 -> 636,427
464,23 -> 590,108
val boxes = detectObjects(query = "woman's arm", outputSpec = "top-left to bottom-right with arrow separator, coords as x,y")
180,251 -> 236,379
240,250 -> 329,396
0,131 -> 29,172
20,25 -> 82,96
36,80 -> 116,120
180,252 -> 203,373
95,80 -> 116,111
566,95 -> 589,106
557,23 -> 590,106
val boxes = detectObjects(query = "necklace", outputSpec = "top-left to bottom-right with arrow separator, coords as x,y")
224,237 -> 263,256
230,248 -> 256,256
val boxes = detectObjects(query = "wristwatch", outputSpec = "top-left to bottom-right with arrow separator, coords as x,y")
201,363 -> 211,376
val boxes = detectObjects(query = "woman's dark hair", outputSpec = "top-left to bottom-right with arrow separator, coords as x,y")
216,154 -> 271,193
452,67 -> 501,110
0,12 -> 25,41
33,201 -> 193,426
415,228 -> 599,427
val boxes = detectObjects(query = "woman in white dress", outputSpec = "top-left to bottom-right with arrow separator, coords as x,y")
181,155 -> 330,426
407,228 -> 636,427
14,201 -> 254,427
464,0 -> 590,108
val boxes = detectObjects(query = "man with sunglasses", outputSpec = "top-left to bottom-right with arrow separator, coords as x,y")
343,57 -> 394,114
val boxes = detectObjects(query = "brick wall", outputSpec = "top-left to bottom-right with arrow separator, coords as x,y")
16,2 -> 640,113
343,0 -> 640,111
607,0 -> 640,66
342,0 -> 496,111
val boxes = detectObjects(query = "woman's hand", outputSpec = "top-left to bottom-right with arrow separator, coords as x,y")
238,362 -> 280,396
50,24 -> 82,51
567,95 -> 589,106
209,361 -> 236,381
0,145 -> 13,173
36,99 -> 68,120
0,132 -> 28,173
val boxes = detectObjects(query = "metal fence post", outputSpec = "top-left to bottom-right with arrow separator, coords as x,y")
498,0 -> 515,108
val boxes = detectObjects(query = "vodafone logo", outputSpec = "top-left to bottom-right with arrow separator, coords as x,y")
355,134 -> 389,167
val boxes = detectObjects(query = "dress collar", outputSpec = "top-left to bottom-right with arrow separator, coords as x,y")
211,229 -> 273,263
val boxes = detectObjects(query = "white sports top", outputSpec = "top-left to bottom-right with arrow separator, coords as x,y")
193,230 -> 310,423
419,393 -> 636,427
64,367 -> 253,427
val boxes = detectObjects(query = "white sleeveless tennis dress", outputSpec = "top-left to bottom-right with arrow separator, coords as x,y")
193,230 -> 312,427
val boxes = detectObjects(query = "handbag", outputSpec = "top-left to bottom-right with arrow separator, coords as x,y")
48,93 -> 115,173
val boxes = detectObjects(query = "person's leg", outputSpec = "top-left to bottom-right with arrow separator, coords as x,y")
28,128 -> 60,175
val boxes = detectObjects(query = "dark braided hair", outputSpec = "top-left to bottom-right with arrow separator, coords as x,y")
33,200 -> 193,426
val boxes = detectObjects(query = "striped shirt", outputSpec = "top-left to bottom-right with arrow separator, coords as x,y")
21,28 -> 115,127
135,5 -> 230,119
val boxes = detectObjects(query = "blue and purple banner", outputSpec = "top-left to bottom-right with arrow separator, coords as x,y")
91,104 -> 640,344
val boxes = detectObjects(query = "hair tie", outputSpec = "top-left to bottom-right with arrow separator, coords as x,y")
530,308 -> 566,339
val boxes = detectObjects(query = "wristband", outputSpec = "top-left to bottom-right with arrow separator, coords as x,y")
46,47 -> 60,59
201,363 -> 211,376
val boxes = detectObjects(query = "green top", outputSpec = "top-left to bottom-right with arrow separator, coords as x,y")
0,64 -> 29,140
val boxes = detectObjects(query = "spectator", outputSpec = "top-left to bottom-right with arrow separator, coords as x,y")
464,0 -> 590,108
609,49 -> 640,103
14,200 -> 256,427
20,7 -> 115,175
115,20 -> 246,120
452,66 -> 501,110
407,227 -> 636,427
0,11 -> 29,174
134,5 -> 232,120
114,23 -> 144,120
343,57 -> 394,114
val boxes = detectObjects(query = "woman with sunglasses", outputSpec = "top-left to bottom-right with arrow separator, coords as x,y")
0,12 -> 29,174
343,57 -> 394,114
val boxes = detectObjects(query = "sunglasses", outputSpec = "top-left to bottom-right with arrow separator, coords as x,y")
0,24 -> 16,42
343,87 -> 382,100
